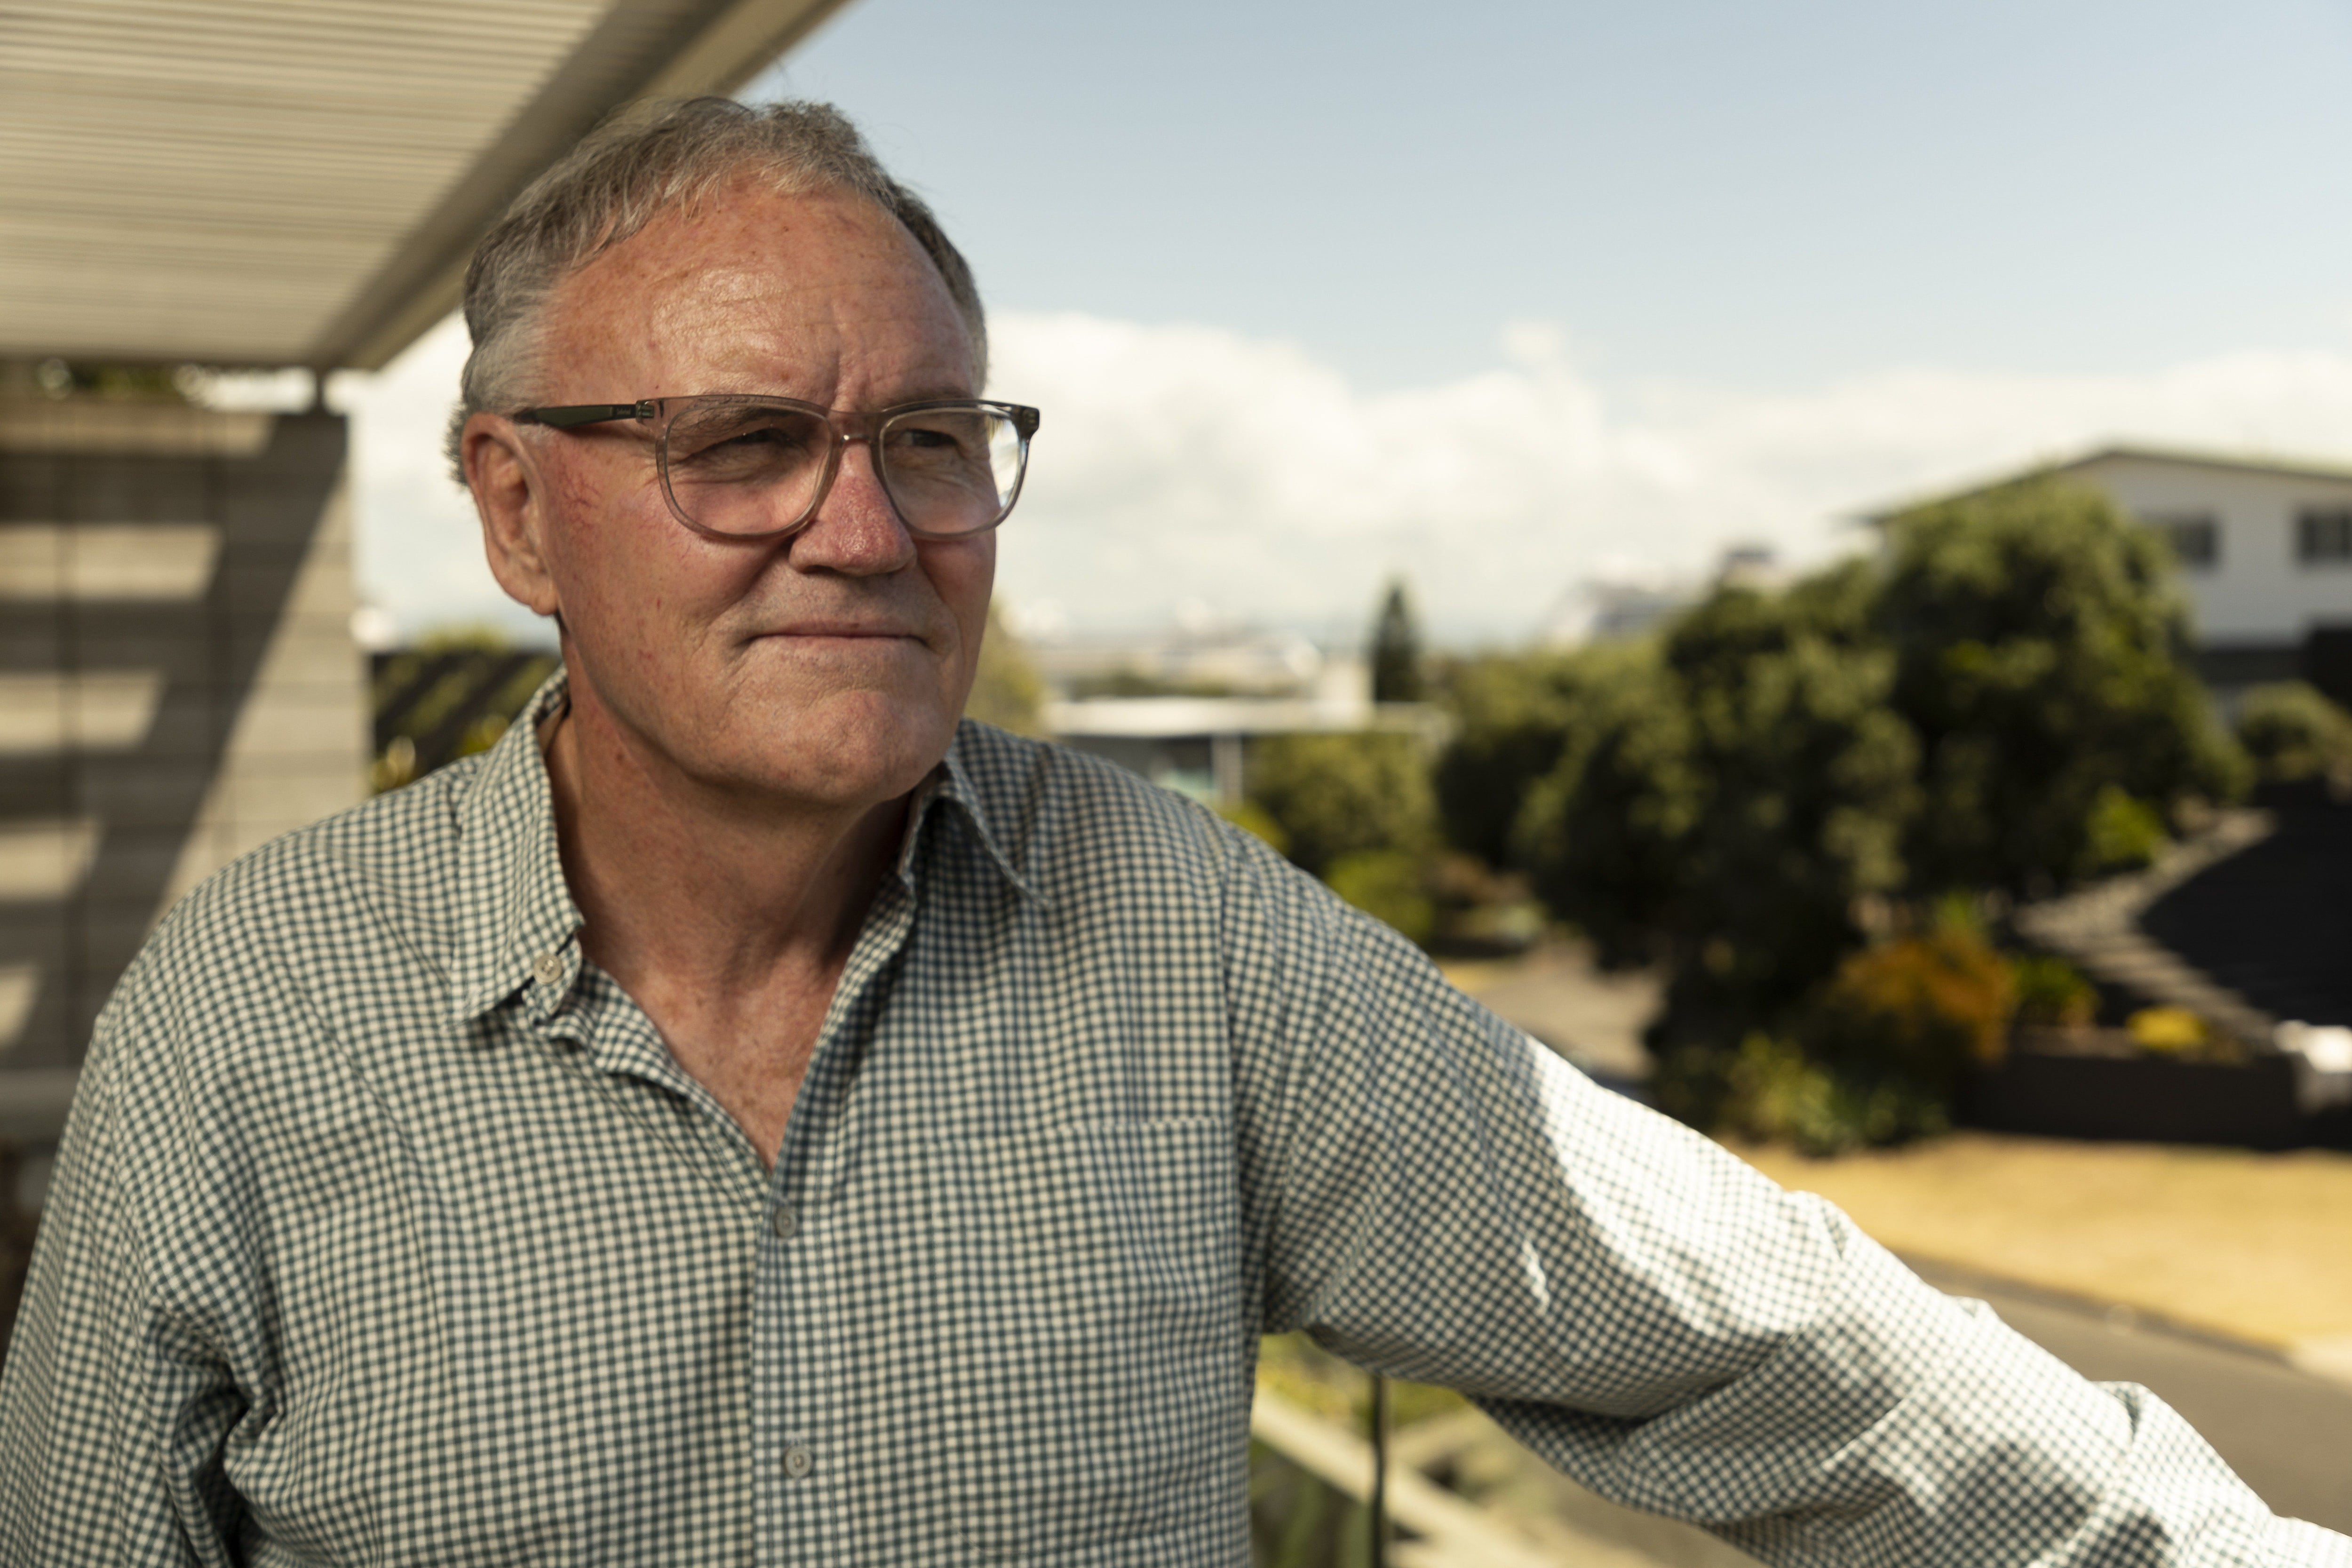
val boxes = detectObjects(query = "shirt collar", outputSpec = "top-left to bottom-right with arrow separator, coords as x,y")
904,733 -> 1041,905
447,669 -> 1038,1026
448,669 -> 586,1026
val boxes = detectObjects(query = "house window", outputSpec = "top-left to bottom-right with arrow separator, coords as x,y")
2145,512 -> 2220,570
2298,508 -> 2352,565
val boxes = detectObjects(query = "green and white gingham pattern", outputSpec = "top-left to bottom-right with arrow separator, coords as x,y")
2,669 -> 2344,1566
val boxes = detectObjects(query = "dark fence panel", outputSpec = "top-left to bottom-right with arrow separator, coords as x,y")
1963,1053 -> 2312,1150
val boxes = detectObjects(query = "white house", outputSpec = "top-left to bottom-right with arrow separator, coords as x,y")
1872,445 -> 2352,701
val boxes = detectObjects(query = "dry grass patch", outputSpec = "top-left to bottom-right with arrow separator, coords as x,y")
1733,1131 -> 2352,1349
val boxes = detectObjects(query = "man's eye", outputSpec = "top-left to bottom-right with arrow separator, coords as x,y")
716,427 -> 791,452
678,421 -> 818,465
887,422 -> 981,461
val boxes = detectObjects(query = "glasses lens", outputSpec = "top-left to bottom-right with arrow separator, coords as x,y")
660,400 -> 832,535
877,406 -> 1025,535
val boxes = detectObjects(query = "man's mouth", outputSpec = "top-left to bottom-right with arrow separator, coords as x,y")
761,623 -> 919,639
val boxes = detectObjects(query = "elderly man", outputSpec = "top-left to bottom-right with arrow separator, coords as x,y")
1,98 -> 2344,1567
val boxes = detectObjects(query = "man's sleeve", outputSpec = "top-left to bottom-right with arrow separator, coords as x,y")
1218,830 -> 2352,1567
0,972 -> 246,1566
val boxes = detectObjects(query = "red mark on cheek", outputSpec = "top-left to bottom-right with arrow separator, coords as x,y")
561,458 -> 617,517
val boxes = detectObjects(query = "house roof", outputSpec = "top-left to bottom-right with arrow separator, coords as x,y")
1,0 -> 852,371
1862,441 -> 2352,525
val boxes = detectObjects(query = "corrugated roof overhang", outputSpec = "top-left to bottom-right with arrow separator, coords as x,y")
1,0 -> 853,370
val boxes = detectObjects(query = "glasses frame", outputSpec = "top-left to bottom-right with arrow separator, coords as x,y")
512,394 -> 1042,542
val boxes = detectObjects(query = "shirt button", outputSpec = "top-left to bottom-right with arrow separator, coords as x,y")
769,1202 -> 797,1239
531,952 -> 563,985
783,1445 -> 813,1479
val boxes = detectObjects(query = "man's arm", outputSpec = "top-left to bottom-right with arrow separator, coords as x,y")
1219,826 -> 2352,1567
0,974 -> 246,1566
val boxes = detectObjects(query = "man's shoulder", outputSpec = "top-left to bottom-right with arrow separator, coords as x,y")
131,755 -> 496,1008
947,720 -> 1279,895
67,754 -> 504,1122
204,751 -> 487,909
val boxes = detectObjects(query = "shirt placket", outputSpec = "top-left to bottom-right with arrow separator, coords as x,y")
755,871 -> 921,1567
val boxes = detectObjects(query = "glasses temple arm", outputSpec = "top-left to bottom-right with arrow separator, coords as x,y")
515,402 -> 656,428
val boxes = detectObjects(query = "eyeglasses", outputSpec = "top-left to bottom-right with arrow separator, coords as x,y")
513,395 -> 1041,541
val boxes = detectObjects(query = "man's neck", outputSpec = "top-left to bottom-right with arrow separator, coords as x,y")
539,688 -> 912,1164
544,698 -> 906,979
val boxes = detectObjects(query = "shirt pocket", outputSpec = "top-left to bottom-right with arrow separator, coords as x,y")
921,1115 -> 1244,1560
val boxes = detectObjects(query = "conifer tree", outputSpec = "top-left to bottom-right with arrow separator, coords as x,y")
1368,579 -> 1423,703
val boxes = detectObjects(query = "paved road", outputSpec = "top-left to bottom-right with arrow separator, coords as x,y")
1449,941 -> 1661,1084
1908,1258 -> 2352,1535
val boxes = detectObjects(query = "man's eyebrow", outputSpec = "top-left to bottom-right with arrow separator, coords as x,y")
690,384 -> 977,407
876,384 -> 981,406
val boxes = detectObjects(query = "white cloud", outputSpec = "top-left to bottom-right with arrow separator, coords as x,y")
337,316 -> 552,645
988,313 -> 2352,644
341,308 -> 2352,648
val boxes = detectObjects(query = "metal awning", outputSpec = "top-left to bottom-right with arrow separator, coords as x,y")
1,0 -> 852,370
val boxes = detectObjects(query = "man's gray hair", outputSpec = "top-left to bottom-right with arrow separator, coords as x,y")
445,97 -> 985,480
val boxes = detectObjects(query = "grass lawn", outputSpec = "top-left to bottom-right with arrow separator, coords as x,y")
1732,1131 -> 2352,1352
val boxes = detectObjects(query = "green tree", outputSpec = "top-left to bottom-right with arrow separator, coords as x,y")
2235,681 -> 2352,786
1513,646 -> 1699,967
1663,574 -> 1919,1024
1432,642 -> 1640,869
1521,563 -> 1918,1020
1247,731 -> 1436,879
1367,579 -> 1423,703
1508,486 -> 2252,1150
1877,478 -> 2245,893
1324,849 -> 1438,945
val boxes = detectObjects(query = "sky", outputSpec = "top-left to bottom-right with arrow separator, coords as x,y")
344,0 -> 2352,648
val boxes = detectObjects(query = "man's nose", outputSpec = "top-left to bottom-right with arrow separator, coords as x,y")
789,437 -> 916,575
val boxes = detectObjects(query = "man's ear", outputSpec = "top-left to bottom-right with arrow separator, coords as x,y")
463,413 -> 564,618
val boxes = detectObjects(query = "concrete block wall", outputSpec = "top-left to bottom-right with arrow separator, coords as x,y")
0,402 -> 368,1160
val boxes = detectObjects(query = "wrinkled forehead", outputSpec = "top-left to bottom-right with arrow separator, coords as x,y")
539,181 -> 978,401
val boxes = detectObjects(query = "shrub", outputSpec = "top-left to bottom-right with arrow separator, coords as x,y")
2082,784 -> 2168,874
1421,852 -> 1544,954
1712,1035 -> 1851,1154
2011,954 -> 2097,1029
2127,1006 -> 2209,1055
1247,731 -> 1436,878
2236,682 -> 2352,785
1324,849 -> 1438,946
1216,800 -> 1289,858
1660,1033 -> 1950,1158
1800,926 -> 2018,1091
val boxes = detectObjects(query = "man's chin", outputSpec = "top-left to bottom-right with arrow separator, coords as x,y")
709,694 -> 955,809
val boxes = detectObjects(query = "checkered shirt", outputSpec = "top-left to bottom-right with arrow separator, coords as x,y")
3,669 -> 2344,1567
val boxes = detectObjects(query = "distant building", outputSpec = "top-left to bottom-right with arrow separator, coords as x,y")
1036,628 -> 1440,805
1027,624 -> 1331,700
1047,695 -> 1430,806
1538,545 -> 1784,648
1868,445 -> 2352,704
1538,577 -> 1694,648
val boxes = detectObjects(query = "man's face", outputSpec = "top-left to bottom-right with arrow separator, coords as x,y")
484,182 -> 993,812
